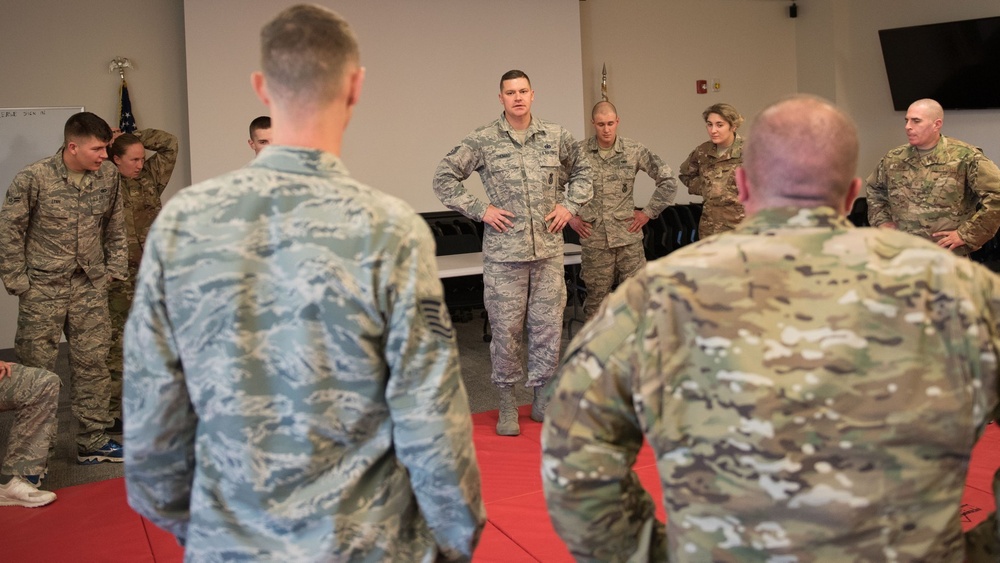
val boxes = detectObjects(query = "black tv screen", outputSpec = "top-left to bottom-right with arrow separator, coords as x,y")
879,16 -> 1000,111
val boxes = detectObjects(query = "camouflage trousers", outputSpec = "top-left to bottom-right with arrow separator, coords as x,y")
15,270 -> 113,451
698,201 -> 745,238
483,256 -> 566,388
580,241 -> 646,321
0,364 -> 60,477
107,276 -> 136,418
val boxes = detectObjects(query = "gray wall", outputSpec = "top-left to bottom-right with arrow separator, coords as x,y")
1,0 -> 998,348
183,0 -> 585,212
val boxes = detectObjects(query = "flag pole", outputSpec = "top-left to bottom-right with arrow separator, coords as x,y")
109,56 -> 137,133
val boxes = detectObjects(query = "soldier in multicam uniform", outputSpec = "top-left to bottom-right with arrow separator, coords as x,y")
0,111 -> 126,465
678,103 -> 745,237
541,95 -> 1000,562
867,98 -> 1000,256
106,127 -> 178,432
124,5 -> 485,561
0,360 -> 60,508
569,101 -> 677,320
433,70 -> 592,436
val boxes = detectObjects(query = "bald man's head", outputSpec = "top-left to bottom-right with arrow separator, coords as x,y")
904,98 -> 944,149
909,98 -> 944,121
739,96 -> 860,215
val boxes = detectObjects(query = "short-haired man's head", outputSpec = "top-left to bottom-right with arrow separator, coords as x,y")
702,103 -> 744,130
500,69 -> 531,90
109,133 -> 142,161
249,115 -> 271,137
743,95 -> 858,207
64,112 -> 112,145
909,98 -> 944,121
591,101 -> 617,120
260,4 -> 360,105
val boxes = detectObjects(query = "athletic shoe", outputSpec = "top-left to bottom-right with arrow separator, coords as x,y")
0,476 -> 57,508
77,438 -> 124,465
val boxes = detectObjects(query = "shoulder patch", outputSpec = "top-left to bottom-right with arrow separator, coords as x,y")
419,298 -> 454,340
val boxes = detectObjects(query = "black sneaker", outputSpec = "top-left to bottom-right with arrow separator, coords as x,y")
77,439 -> 124,465
107,418 -> 123,434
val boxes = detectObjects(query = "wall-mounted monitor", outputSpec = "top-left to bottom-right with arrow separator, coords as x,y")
879,16 -> 1000,111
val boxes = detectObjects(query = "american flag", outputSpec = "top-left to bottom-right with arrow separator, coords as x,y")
119,80 -> 137,133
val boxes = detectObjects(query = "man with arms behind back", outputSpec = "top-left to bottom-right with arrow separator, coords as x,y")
542,96 -> 1000,561
124,5 -> 485,560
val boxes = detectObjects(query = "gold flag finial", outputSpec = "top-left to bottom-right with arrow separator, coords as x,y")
601,63 -> 608,101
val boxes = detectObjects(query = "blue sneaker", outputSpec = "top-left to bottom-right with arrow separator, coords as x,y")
77,439 -> 124,465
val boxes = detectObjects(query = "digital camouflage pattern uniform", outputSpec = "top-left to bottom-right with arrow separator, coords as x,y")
433,113 -> 591,389
124,146 -> 486,561
0,363 -> 60,478
678,134 -> 745,237
866,135 -> 1000,256
0,150 -> 125,452
542,207 -> 1000,562
108,128 -> 178,420
576,134 -> 677,320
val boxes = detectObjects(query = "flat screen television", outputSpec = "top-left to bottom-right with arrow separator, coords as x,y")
879,16 -> 1000,111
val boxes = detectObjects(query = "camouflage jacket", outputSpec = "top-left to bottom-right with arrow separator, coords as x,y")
433,113 -> 592,262
0,150 -> 126,295
124,147 -> 486,562
866,135 -> 1000,253
542,206 -> 1000,562
576,135 -> 678,249
120,128 -> 178,272
678,135 -> 745,236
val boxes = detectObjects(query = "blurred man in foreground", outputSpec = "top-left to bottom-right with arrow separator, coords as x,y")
125,5 -> 485,560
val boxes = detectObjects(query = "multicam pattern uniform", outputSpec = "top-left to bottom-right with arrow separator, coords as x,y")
0,364 -> 60,477
577,135 -> 677,320
108,128 -> 178,418
124,147 -> 485,561
0,150 -> 125,451
678,135 -> 745,237
433,113 -> 591,388
542,207 -> 1000,562
866,135 -> 1000,256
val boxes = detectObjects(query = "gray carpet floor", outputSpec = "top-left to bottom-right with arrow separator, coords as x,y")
0,305 -> 579,491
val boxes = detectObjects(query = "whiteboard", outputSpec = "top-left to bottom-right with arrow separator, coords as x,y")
0,107 -> 84,191
0,106 -> 83,349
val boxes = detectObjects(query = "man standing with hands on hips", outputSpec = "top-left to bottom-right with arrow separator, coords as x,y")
434,70 -> 592,436
569,100 -> 678,320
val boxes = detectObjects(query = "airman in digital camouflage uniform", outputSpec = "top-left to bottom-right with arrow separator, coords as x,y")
433,70 -> 592,436
106,127 -> 178,431
0,360 -> 60,508
124,5 -> 485,561
0,111 -> 126,465
542,95 -> 1000,562
867,98 -> 1000,256
569,101 -> 677,320
678,103 -> 745,237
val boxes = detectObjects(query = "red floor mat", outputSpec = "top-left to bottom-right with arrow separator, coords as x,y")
1,417 -> 996,560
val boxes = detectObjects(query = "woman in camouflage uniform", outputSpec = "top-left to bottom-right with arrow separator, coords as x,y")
678,103 -> 745,237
